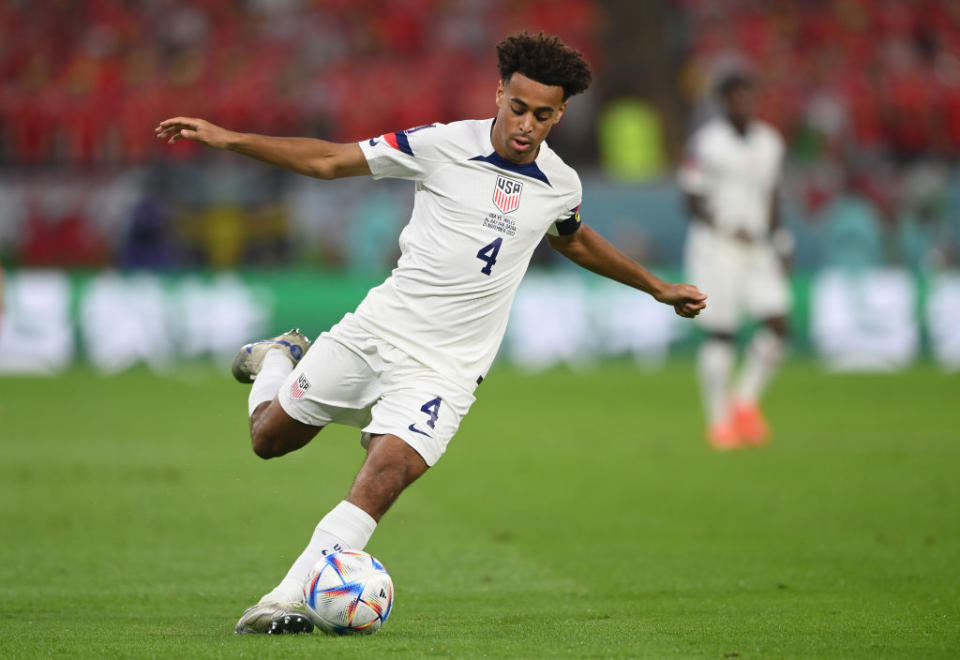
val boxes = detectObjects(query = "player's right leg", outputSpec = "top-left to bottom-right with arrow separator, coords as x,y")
236,434 -> 428,635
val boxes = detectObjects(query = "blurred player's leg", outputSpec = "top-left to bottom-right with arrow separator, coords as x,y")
733,318 -> 787,445
698,334 -> 740,449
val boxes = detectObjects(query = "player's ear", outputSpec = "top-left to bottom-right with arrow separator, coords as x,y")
496,79 -> 505,107
554,100 -> 568,124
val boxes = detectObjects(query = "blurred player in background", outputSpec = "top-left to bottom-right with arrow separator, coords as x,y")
679,72 -> 792,450
158,32 -> 706,635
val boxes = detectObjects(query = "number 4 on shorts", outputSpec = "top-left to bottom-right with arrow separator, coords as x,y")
420,397 -> 442,429
476,237 -> 503,275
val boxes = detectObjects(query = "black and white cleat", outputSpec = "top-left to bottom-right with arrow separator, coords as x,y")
266,613 -> 314,635
234,601 -> 315,634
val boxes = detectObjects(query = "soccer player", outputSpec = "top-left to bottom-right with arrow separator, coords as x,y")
679,72 -> 792,450
157,32 -> 706,634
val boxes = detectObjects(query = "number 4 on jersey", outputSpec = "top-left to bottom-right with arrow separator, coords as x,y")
476,237 -> 503,276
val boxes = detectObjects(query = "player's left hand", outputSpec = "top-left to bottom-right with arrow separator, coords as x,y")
655,283 -> 707,318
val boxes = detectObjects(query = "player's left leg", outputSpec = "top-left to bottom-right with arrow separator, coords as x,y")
732,315 -> 788,445
733,244 -> 792,446
234,328 -> 319,458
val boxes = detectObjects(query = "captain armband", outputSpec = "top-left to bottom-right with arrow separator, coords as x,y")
549,205 -> 582,237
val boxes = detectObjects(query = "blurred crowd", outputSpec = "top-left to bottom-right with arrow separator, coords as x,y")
0,0 -> 599,164
0,0 -> 958,273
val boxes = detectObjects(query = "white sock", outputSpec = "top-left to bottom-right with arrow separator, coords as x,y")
698,338 -> 735,425
260,500 -> 378,604
736,328 -> 785,404
247,349 -> 294,416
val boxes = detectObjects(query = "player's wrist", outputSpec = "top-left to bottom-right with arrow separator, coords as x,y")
648,279 -> 669,302
221,130 -> 244,151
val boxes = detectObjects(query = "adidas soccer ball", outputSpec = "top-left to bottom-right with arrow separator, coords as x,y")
302,550 -> 394,635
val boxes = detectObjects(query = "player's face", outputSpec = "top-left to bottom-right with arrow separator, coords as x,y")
724,86 -> 755,123
492,73 -> 567,164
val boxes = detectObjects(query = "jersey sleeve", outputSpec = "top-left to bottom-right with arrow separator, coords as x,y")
677,130 -> 708,194
358,123 -> 444,181
546,169 -> 583,237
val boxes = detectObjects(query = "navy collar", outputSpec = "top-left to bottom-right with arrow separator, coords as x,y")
469,152 -> 551,186
471,118 -> 551,186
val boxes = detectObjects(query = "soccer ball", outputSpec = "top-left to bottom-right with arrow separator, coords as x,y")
302,550 -> 394,635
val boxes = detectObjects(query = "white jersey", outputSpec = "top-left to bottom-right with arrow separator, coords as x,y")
353,118 -> 582,392
678,117 -> 784,238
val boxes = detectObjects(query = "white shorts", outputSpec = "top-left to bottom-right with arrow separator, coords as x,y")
277,314 -> 476,467
685,225 -> 791,332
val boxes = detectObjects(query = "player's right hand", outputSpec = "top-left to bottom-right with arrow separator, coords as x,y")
155,117 -> 235,149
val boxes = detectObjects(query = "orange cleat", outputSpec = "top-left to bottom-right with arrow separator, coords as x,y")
731,402 -> 771,447
707,421 -> 743,451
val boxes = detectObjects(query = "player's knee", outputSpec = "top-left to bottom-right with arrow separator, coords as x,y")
249,417 -> 285,459
706,331 -> 736,343
250,428 -> 279,459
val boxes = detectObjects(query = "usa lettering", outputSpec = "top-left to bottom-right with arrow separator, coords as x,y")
497,178 -> 521,195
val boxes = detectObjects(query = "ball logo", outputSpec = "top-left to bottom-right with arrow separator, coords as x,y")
492,175 -> 523,214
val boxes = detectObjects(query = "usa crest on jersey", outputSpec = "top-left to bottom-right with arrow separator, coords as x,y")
492,175 -> 523,214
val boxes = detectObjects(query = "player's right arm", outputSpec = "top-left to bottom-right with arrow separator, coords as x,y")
155,117 -> 371,179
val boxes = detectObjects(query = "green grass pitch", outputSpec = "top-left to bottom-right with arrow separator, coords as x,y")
0,361 -> 957,658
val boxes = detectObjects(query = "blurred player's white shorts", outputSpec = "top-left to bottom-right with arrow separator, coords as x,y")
684,225 -> 791,332
277,313 -> 475,466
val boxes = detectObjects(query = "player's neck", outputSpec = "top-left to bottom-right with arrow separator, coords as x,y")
725,114 -> 750,137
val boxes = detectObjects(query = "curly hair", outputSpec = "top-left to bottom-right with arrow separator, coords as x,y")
496,32 -> 592,100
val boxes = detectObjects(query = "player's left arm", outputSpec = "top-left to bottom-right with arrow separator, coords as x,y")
547,224 -> 707,318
